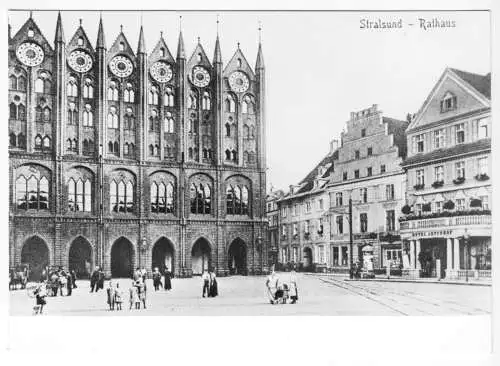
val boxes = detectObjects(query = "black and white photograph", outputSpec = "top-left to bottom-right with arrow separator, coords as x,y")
3,2 -> 497,365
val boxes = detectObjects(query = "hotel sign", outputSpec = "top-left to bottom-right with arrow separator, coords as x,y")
410,229 -> 453,239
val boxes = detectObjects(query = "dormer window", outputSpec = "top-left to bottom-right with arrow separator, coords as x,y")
440,92 -> 457,113
77,37 -> 84,46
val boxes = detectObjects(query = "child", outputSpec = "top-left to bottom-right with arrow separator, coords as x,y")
33,281 -> 47,315
106,281 -> 115,310
114,283 -> 123,310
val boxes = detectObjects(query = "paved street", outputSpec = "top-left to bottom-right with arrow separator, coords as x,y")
9,273 -> 491,316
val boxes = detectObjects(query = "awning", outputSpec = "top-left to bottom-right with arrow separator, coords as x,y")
433,193 -> 445,202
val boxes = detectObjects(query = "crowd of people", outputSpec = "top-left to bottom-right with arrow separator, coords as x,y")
29,264 -> 299,315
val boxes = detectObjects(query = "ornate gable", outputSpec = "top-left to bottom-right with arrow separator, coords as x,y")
67,25 -> 95,54
408,68 -> 490,132
149,35 -> 175,64
187,41 -> 212,69
10,17 -> 53,54
108,30 -> 135,58
223,47 -> 255,80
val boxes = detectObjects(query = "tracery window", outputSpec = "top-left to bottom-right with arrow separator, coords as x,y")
225,95 -> 236,112
110,179 -> 135,213
190,183 -> 211,214
15,175 -> 49,210
83,78 -> 94,99
67,178 -> 92,212
165,112 -> 174,133
226,184 -> 250,215
124,83 -> 135,103
82,104 -> 93,127
68,102 -> 78,125
150,181 -> 174,214
67,76 -> 78,97
107,106 -> 119,129
148,86 -> 159,105
108,81 -> 119,101
202,91 -> 211,110
164,87 -> 175,106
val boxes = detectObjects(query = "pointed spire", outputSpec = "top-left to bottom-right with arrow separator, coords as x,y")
8,18 -> 11,41
176,17 -> 185,59
96,13 -> 106,49
137,25 -> 146,54
256,23 -> 264,70
29,11 -> 33,19
213,15 -> 222,64
54,11 -> 65,43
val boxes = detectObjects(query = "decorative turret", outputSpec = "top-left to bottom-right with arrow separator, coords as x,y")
96,15 -> 106,49
137,25 -> 146,54
176,29 -> 186,60
54,11 -> 65,44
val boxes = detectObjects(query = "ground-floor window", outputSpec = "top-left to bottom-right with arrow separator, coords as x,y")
383,249 -> 402,268
341,247 -> 348,266
318,245 -> 325,264
281,247 -> 288,263
292,247 -> 298,263
332,246 -> 339,266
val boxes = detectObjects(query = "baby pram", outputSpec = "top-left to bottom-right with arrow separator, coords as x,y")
269,283 -> 289,304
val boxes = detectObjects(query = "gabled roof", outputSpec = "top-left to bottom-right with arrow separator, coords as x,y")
407,67 -> 491,132
292,149 -> 338,195
223,46 -> 255,79
68,24 -> 95,53
11,16 -> 53,53
450,68 -> 491,99
150,34 -> 175,63
109,29 -> 135,57
187,40 -> 211,68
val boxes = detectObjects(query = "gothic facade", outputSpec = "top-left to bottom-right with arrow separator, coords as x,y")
9,13 -> 268,279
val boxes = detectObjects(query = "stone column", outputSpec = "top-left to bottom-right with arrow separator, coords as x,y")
453,238 -> 460,270
415,240 -> 421,270
446,238 -> 453,278
409,240 -> 415,269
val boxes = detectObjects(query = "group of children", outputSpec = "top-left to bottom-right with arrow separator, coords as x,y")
106,279 -> 147,311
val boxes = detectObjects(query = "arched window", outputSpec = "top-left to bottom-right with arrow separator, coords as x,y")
149,86 -> 159,105
203,185 -> 211,213
83,78 -> 94,99
243,151 -> 249,163
250,125 -> 255,138
225,95 -> 236,112
108,81 -> 119,101
154,145 -> 160,157
77,37 -> 84,46
202,149 -> 208,159
149,110 -> 159,132
243,124 -> 250,138
68,102 -> 77,125
150,182 -> 159,212
225,123 -> 231,137
234,186 -> 243,215
44,79 -> 51,94
10,75 -> 17,90
113,142 -> 119,154
107,106 -> 118,129
242,186 -> 249,214
42,107 -> 50,122
110,179 -> 135,213
165,87 -> 175,106
67,76 -> 78,97
188,91 -> 197,109
225,149 -> 231,161
16,104 -> 26,121
35,78 -> 44,93
18,133 -> 26,149
166,183 -> 174,213
188,147 -> 193,159
165,113 -> 175,133
83,104 -> 93,127
83,139 -> 89,154
129,143 -> 135,158
35,135 -> 43,150
160,48 -> 166,57
202,91 -> 211,110
18,76 -> 26,91
16,174 -> 50,211
9,103 -> 17,119
123,143 -> 129,156
124,83 -> 134,103
232,149 -> 238,162
35,105 -> 43,122
190,182 -> 211,214
157,183 -> 166,212
108,141 -> 113,153
226,185 -> 234,215
119,42 -> 125,52
43,136 -> 51,150
149,144 -> 154,157
10,133 -> 17,147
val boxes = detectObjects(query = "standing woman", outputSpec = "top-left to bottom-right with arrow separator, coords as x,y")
208,268 -> 218,298
289,268 -> 299,304
163,267 -> 172,291
152,268 -> 162,291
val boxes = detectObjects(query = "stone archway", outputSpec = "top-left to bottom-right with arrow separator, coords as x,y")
21,236 -> 49,282
152,237 -> 175,274
69,236 -> 93,278
228,238 -> 247,275
191,238 -> 211,275
111,237 -> 134,278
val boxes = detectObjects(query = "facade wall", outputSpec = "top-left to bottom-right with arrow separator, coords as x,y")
9,14 -> 268,278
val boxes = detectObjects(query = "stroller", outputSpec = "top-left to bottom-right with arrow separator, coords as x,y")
271,283 -> 290,304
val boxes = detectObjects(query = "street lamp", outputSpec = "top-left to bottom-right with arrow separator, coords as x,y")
463,229 -> 471,282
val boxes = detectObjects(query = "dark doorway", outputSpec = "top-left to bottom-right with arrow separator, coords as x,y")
420,239 -> 447,278
152,237 -> 175,274
69,237 -> 92,278
111,238 -> 134,278
21,236 -> 49,282
303,247 -> 313,271
228,238 -> 247,275
191,238 -> 211,275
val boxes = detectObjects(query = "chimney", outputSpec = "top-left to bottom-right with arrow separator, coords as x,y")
330,139 -> 339,155
289,185 -> 294,195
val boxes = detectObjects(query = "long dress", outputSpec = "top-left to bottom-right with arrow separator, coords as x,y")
209,273 -> 218,297
164,271 -> 172,291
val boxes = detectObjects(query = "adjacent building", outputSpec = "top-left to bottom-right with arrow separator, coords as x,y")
276,141 -> 338,270
266,188 -> 284,268
327,105 -> 408,271
400,68 -> 491,279
9,13 -> 268,280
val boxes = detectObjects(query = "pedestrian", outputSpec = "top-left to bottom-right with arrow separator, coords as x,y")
90,267 -> 99,293
266,269 -> 279,304
71,270 -> 77,289
289,268 -> 299,304
134,268 -> 142,282
66,272 -> 72,296
152,267 -> 162,291
33,280 -> 47,315
129,281 -> 136,310
97,268 -> 105,291
106,281 -> 115,311
163,266 -> 172,291
50,271 -> 59,297
208,268 -> 218,298
114,283 -> 123,310
138,280 -> 147,309
201,269 -> 210,298
141,267 -> 147,283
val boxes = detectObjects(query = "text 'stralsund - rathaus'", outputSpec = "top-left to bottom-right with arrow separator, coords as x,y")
8,12 -> 268,279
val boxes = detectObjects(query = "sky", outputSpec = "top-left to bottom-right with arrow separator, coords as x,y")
8,10 -> 491,192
